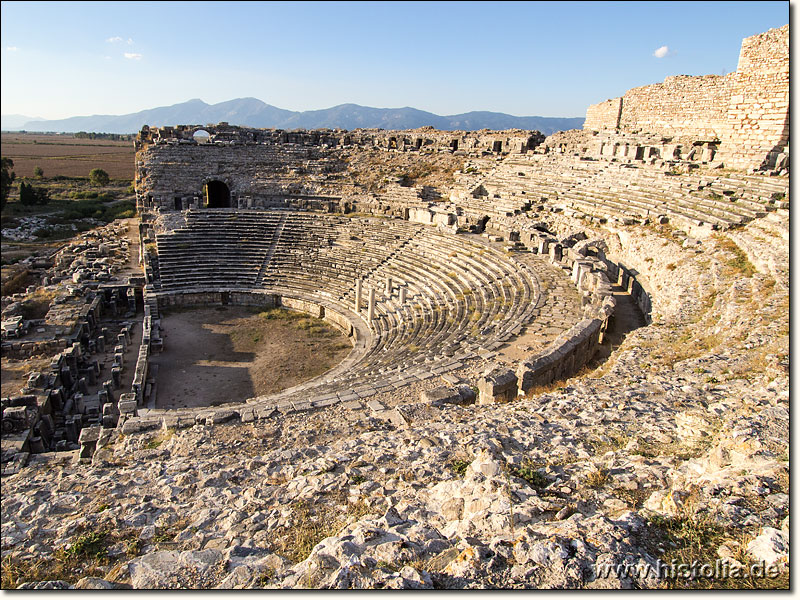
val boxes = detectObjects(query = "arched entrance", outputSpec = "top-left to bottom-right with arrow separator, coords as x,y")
193,129 -> 211,144
204,180 -> 231,208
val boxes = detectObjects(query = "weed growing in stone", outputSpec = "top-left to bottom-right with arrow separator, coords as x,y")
584,467 -> 610,489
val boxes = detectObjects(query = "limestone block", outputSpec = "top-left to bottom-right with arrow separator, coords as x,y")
746,527 -> 788,567
468,450 -> 503,478
420,386 -> 462,406
78,425 -> 101,444
477,366 -> 517,404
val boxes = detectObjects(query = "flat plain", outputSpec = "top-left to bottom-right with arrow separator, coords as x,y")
1,133 -> 135,179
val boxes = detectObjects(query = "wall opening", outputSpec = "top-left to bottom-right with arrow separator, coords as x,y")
204,180 -> 231,208
492,141 -> 503,153
193,130 -> 211,144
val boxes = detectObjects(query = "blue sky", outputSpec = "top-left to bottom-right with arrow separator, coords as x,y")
0,1 -> 790,120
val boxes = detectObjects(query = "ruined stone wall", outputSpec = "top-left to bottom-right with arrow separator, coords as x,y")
583,98 -> 622,131
583,25 -> 789,170
366,129 -> 543,154
136,143 -> 344,210
721,24 -> 789,169
136,125 -> 545,211
584,74 -> 731,139
618,75 -> 731,140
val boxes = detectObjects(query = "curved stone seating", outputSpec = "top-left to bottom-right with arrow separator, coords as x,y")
466,155 -> 788,234
150,210 -> 582,412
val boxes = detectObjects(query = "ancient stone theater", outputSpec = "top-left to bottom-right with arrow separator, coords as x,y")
1,25 -> 788,590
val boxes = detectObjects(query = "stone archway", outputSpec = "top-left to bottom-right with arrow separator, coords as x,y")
193,129 -> 211,144
204,180 -> 231,208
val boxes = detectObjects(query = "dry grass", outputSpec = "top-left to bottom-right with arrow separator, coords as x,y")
142,427 -> 176,449
648,508 -> 788,589
584,467 -> 610,489
713,234 -> 756,278
587,429 -> 629,456
269,495 -> 374,564
0,525 -> 145,588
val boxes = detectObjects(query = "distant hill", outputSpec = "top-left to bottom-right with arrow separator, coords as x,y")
1,113 -> 42,130
4,98 -> 583,135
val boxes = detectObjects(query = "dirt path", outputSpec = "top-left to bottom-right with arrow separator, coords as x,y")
148,306 -> 352,409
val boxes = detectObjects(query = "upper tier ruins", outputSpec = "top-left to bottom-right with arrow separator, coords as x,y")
584,25 -> 789,171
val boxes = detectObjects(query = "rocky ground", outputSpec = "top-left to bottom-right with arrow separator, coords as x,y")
0,205 -> 789,589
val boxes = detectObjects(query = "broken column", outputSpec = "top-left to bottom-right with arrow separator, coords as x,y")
355,279 -> 362,313
111,367 -> 121,389
78,425 -> 101,459
118,392 -> 138,416
386,276 -> 393,296
538,238 -> 549,255
367,287 -> 376,321
399,286 -> 407,304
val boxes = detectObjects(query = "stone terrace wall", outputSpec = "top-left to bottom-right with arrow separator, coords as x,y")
721,24 -> 790,169
584,25 -> 788,171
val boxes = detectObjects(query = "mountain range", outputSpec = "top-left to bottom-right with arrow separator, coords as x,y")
2,98 -> 584,134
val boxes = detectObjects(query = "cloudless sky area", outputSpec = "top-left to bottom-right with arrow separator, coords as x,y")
0,1 -> 790,120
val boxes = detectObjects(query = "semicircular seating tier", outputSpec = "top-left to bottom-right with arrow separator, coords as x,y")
151,209 -> 583,411
468,155 -> 789,230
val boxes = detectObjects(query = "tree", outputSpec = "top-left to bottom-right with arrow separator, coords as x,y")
1,157 -> 15,211
34,166 -> 44,178
89,168 -> 110,186
19,181 -> 50,206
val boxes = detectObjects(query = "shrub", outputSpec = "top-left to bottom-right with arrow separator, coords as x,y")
89,168 -> 110,186
1,157 -> 15,211
508,461 -> 549,489
19,182 -> 50,206
449,458 -> 471,476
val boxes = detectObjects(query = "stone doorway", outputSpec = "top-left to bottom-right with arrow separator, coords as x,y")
204,180 -> 231,208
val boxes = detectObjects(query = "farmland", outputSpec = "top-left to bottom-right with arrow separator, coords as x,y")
1,132 -> 135,179
1,132 -> 138,268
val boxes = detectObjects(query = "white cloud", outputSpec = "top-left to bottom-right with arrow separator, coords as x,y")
653,45 -> 669,58
124,52 -> 143,60
106,36 -> 123,43
6,46 -> 19,52
127,38 -> 134,45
